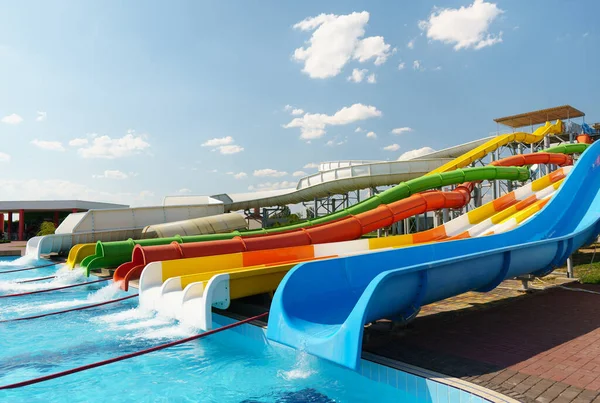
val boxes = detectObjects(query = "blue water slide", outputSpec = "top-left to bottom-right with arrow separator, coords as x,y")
267,141 -> 600,370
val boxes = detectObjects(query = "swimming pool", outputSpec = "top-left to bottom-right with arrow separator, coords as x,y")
0,256 -> 495,402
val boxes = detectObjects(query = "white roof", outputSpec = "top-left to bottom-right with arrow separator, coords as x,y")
0,200 -> 128,211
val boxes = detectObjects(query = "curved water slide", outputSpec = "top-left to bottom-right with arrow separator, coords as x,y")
266,140 -> 600,370
137,166 -> 570,330
115,166 -> 532,290
73,120 -> 564,275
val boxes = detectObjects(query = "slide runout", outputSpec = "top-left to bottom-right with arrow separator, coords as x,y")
79,135 -> 575,273
116,166 -> 531,290
66,243 -> 96,269
138,246 -> 318,306
138,165 -> 568,301
267,140 -> 600,370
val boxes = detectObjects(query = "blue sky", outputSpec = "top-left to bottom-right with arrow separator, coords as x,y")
0,0 -> 598,206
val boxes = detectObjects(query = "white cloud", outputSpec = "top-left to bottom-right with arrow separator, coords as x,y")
303,162 -> 319,169
325,140 -> 334,146
398,146 -> 436,160
69,138 -> 88,147
1,113 -> 23,125
92,170 -> 131,180
31,139 -> 65,152
217,145 -> 244,154
248,181 -> 296,191
178,188 -> 192,194
391,127 -> 413,135
355,127 -> 364,133
0,152 -> 10,163
419,0 -> 504,50
348,68 -> 368,83
284,104 -> 293,111
292,170 -> 307,177
201,136 -> 243,154
284,103 -> 382,140
292,12 -> 392,78
36,111 -> 47,122
383,143 -> 400,151
253,168 -> 288,177
353,36 -> 393,65
407,38 -> 415,49
0,178 -> 158,207
366,131 -> 377,139
233,172 -> 248,179
291,108 -> 304,115
77,130 -> 150,159
367,73 -> 376,83
433,66 -> 443,71
201,136 -> 234,147
413,60 -> 423,71
398,62 -> 406,70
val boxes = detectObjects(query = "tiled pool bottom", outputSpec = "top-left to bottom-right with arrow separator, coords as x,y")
215,314 -> 516,403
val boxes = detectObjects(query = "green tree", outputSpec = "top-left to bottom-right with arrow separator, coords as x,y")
37,221 -> 56,236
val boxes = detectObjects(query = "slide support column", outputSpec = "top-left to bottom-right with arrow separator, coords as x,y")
566,257 -> 574,278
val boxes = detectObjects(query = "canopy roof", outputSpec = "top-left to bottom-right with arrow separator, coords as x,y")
0,200 -> 128,212
494,105 -> 585,128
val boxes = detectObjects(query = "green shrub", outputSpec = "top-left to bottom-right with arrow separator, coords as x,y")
37,222 -> 56,236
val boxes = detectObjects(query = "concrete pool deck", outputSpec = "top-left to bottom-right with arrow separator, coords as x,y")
364,275 -> 600,403
0,241 -> 26,256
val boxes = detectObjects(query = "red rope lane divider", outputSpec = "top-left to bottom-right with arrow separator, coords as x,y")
0,311 -> 269,389
0,294 -> 139,324
17,275 -> 57,284
0,278 -> 111,299
0,262 -> 61,274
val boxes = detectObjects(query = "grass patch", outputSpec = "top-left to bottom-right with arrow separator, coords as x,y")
574,262 -> 600,284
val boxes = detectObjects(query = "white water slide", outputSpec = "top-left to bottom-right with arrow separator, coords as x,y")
163,138 -> 490,211
25,138 -> 491,258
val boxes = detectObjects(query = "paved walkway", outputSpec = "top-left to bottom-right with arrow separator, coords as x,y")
364,278 -> 600,403
0,241 -> 26,256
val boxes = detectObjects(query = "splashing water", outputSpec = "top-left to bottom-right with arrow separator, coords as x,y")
0,255 -> 42,267
277,350 -> 317,381
2,281 -> 125,315
0,264 -> 82,293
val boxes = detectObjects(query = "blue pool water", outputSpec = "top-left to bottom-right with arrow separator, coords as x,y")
0,257 -> 413,402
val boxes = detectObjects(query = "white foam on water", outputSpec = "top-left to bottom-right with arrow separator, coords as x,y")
92,307 -> 154,324
0,255 -> 39,267
128,322 -> 197,341
0,264 -> 81,293
117,316 -> 173,331
277,350 -> 317,381
3,281 -> 126,315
